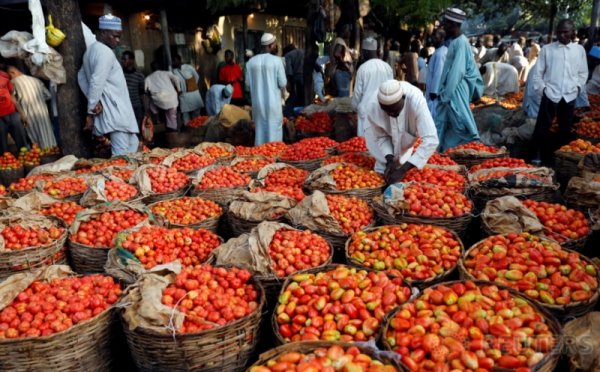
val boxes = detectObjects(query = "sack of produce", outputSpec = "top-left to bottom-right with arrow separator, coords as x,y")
563,312 -> 600,372
228,191 -> 297,236
191,165 -> 251,205
133,164 -> 189,205
304,163 -> 386,202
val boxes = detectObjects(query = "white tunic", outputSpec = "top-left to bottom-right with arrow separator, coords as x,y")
482,62 -> 520,96
144,71 -> 181,110
173,64 -> 204,113
352,59 -> 393,136
586,65 -> 600,96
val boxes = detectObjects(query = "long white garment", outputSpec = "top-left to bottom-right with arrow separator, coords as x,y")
532,41 -> 588,104
366,82 -> 439,173
205,84 -> 232,116
11,74 -> 56,148
246,53 -> 287,146
173,64 -> 204,113
425,46 -> 448,120
509,43 -> 524,59
510,56 -> 530,83
473,46 -> 486,62
481,62 -> 520,96
586,65 -> 600,95
352,59 -> 393,136
77,42 -> 139,136
528,43 -> 540,65
144,71 -> 180,110
387,51 -> 399,79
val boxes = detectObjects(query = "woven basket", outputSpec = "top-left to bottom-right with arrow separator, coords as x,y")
40,154 -> 62,165
458,237 -> 600,320
565,200 -> 599,216
447,152 -> 508,169
120,275 -> 266,372
381,279 -> 563,372
471,187 -> 557,213
165,132 -> 192,149
309,221 -> 376,263
336,150 -> 371,157
575,133 -> 600,145
0,298 -> 116,371
555,151 -> 585,185
213,155 -> 234,165
372,202 -> 472,240
227,210 -> 285,237
0,216 -> 68,283
296,131 -> 335,141
190,185 -> 247,206
280,156 -> 329,172
308,185 -> 385,204
142,185 -> 188,205
247,341 -> 403,371
344,225 -> 464,290
147,199 -> 222,235
270,264 -> 413,346
10,188 -> 35,199
67,239 -> 114,275
0,167 -> 24,187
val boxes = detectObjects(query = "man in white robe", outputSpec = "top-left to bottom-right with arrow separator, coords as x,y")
246,33 -> 287,145
480,63 -> 520,96
426,28 -> 448,119
172,54 -> 204,125
77,15 -> 139,155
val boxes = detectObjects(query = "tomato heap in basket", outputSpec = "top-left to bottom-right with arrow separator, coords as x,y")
0,185 -> 6,196
1,223 -> 64,251
171,154 -> 215,172
403,183 -> 472,217
184,116 -> 209,128
385,281 -> 556,372
474,170 -> 548,182
269,229 -> 331,278
104,180 -> 138,202
150,157 -> 166,165
0,152 -> 22,169
112,169 -> 134,182
70,209 -> 148,248
558,139 -> 600,153
198,166 -> 251,189
37,202 -> 84,225
231,158 -> 274,173
464,232 -> 598,304
404,167 -> 466,191
427,153 -> 457,166
469,157 -> 532,173
295,112 -> 333,133
348,224 -> 461,281
147,167 -> 189,193
330,165 -> 385,190
323,153 -> 376,169
76,157 -> 129,174
18,144 -> 41,166
0,275 -> 122,338
43,177 -> 88,197
276,266 -> 410,343
280,144 -> 328,161
297,136 -> 338,149
338,136 -> 368,153
445,141 -> 499,153
251,167 -> 309,203
203,145 -> 234,159
150,197 -> 223,225
9,175 -> 51,193
162,265 -> 259,333
235,142 -> 288,158
325,194 -> 375,234
251,186 -> 306,203
121,226 -> 221,269
521,200 -> 590,242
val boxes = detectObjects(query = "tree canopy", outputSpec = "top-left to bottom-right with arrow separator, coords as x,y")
370,0 -> 451,29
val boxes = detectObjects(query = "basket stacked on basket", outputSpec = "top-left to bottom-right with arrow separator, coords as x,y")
304,163 -> 386,203
444,142 -> 508,168
564,176 -> 600,214
0,153 -> 25,188
555,139 -> 600,185
294,112 -> 335,141
228,191 -> 297,236
345,224 -> 464,289
229,154 -> 274,179
148,196 -> 222,234
191,164 -> 250,206
195,142 -> 236,165
458,232 -> 600,320
133,164 -> 190,205
381,279 -> 563,372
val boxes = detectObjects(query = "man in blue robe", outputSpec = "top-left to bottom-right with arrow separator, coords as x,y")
435,8 -> 484,152
426,28 -> 448,120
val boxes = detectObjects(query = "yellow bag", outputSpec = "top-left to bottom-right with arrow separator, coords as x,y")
46,15 -> 65,47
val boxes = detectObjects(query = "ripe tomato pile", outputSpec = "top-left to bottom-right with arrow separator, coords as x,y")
445,142 -> 499,154
348,224 -> 461,281
104,180 -> 138,202
235,142 -> 288,158
0,275 -> 122,338
249,345 -> 398,372
231,158 -> 274,173
276,266 -> 410,342
521,200 -> 590,242
37,202 -> 84,225
295,113 -> 333,133
323,153 -> 376,169
146,167 -> 189,194
184,116 -> 209,128
18,144 -> 41,166
297,136 -> 338,150
0,152 -> 22,170
464,232 -> 598,304
252,186 -> 306,203
10,175 -> 53,193
162,265 -> 259,332
76,157 -> 130,174
198,166 -> 251,189
150,197 -> 223,225
330,165 -> 385,190
338,137 -> 368,153
325,194 -> 374,234
470,158 -> 532,173
403,183 -> 472,217
404,167 -> 466,191
40,145 -> 60,156
558,139 -> 600,153
265,167 -> 309,188
1,224 -> 63,250
121,226 -> 222,269
385,281 -> 556,372
0,184 -> 6,196
171,154 -> 215,172
269,229 -> 331,278
427,153 -> 457,166
112,169 -> 134,182
70,210 -> 148,248
474,170 -> 549,182
280,144 -> 328,161
150,157 -> 166,165
203,146 -> 234,159
43,177 -> 88,198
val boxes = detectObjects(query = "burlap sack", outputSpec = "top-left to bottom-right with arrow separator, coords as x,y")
285,190 -> 343,234
303,163 -> 348,191
249,163 -> 300,189
579,153 -> 600,181
564,177 -> 600,206
0,213 -> 59,252
229,154 -> 273,170
133,164 -> 189,196
100,165 -> 138,184
6,191 -> 60,212
79,175 -> 115,208
482,195 -> 545,235
446,146 -> 508,158
229,191 -> 297,222
0,265 -> 74,308
132,148 -> 173,166
563,312 -> 600,372
373,182 -> 412,218
217,104 -> 251,129
469,167 -> 558,196
194,142 -> 235,158
159,148 -> 210,168
27,155 -> 78,177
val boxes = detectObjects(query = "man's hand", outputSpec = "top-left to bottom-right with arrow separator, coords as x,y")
84,114 -> 94,131
177,90 -> 183,96
388,168 -> 408,184
20,114 -> 27,128
91,102 -> 103,116
384,155 -> 395,181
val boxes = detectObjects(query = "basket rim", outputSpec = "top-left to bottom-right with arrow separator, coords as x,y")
0,215 -> 67,257
371,200 -> 473,223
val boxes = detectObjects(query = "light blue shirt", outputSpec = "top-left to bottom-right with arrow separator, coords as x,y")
205,84 -> 232,116
425,46 -> 448,119
417,57 -> 426,72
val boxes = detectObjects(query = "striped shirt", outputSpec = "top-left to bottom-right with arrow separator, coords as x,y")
11,75 -> 56,148
123,68 -> 145,108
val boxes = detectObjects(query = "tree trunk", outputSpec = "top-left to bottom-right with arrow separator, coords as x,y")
547,1 -> 558,44
589,0 -> 600,52
303,0 -> 319,106
242,15 -> 248,55
45,0 -> 93,158
160,10 -> 172,71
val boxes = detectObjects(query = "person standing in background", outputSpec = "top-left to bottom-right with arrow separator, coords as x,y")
313,56 -> 329,103
509,37 -> 526,59
121,50 -> 146,135
172,54 -> 204,126
218,50 -> 244,106
478,43 -> 509,65
400,40 -> 420,85
7,66 -> 56,148
145,62 -> 181,132
283,45 -> 305,117
417,48 -> 428,72
473,37 -> 487,62
0,69 -> 28,153
242,49 -> 254,106
527,39 -> 541,66
426,28 -> 448,120
387,42 -> 401,80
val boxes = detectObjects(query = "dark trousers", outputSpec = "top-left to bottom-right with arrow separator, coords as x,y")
0,112 -> 28,153
133,105 -> 144,138
284,80 -> 305,118
532,94 -> 576,148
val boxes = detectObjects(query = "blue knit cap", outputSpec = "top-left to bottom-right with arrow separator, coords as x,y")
99,14 -> 122,31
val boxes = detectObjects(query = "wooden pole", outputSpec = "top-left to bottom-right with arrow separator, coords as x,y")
45,0 -> 93,158
160,9 -> 172,71
547,1 -> 557,44
303,0 -> 319,106
589,0 -> 600,52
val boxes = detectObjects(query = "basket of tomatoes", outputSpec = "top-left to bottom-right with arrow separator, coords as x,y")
322,152 -> 376,170
278,142 -> 330,172
295,136 -> 339,156
304,163 -> 386,203
0,267 -> 124,371
118,263 -> 265,372
0,213 -> 68,282
41,174 -> 89,203
555,139 -> 600,185
8,174 -> 54,198
444,142 -> 508,168
149,196 -> 223,234
294,112 -> 335,139
133,165 -> 190,205
191,165 -> 251,206
195,142 -> 236,165
459,232 -> 600,320
160,149 -> 217,177
229,154 -> 275,179
337,136 -> 370,156
227,191 -> 297,237
381,279 -> 563,372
